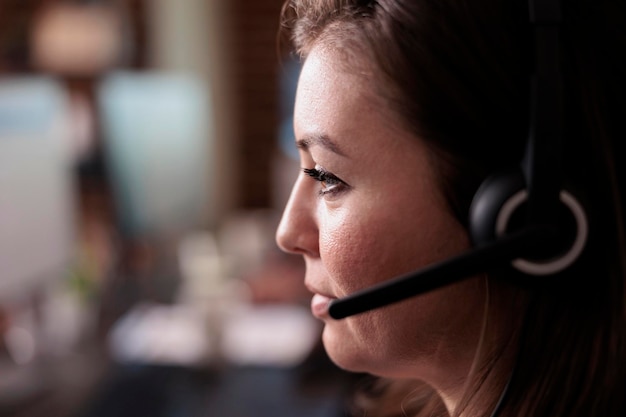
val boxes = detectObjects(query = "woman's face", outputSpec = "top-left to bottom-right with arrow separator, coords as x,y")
276,45 -> 487,387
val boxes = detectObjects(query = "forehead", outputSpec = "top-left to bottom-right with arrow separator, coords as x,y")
296,47 -> 369,108
294,45 -> 437,180
294,46 -> 387,147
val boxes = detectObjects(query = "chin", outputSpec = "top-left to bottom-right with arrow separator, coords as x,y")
321,324 -> 376,374
321,321 -> 428,380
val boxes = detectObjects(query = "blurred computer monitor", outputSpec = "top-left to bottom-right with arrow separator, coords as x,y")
98,71 -> 212,240
0,77 -> 76,303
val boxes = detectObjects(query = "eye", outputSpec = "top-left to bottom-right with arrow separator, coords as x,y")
303,165 -> 349,196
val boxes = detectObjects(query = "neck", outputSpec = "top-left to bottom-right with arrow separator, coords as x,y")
439,283 -> 525,417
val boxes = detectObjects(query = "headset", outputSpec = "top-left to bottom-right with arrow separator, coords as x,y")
328,0 -> 589,320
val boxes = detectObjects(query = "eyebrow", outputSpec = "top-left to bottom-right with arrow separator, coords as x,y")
296,133 -> 347,157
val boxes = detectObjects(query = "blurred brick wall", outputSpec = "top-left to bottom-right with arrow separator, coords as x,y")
231,0 -> 286,209
0,0 -> 39,72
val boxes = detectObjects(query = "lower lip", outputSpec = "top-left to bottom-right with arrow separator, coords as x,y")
311,294 -> 333,318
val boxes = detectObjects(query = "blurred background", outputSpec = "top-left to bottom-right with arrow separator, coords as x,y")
0,1 -> 362,416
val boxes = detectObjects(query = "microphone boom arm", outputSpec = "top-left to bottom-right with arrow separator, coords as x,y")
328,228 -> 543,319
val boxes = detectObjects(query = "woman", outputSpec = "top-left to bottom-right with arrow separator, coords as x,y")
275,0 -> 626,416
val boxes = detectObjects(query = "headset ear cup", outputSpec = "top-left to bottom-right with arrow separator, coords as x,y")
469,171 -> 526,247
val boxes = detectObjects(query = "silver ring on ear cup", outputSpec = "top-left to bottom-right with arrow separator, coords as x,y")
496,190 -> 588,275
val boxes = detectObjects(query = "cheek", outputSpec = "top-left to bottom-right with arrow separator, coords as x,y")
315,199 -> 480,375
318,200 -> 469,297
318,209 -> 392,296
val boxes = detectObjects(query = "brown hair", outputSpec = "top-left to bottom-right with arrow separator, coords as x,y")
280,0 -> 626,416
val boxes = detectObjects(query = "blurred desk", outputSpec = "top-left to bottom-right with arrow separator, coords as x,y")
1,350 -> 359,417
76,353 -> 358,417
0,347 -> 109,417
0,258 -> 356,417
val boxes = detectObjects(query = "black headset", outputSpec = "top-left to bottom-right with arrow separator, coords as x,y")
328,0 -> 589,320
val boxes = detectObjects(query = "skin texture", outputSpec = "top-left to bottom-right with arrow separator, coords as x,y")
276,44 -> 492,408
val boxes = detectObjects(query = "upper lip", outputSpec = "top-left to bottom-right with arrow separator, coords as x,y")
305,282 -> 336,299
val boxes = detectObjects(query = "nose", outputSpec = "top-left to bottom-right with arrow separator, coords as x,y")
276,175 -> 319,256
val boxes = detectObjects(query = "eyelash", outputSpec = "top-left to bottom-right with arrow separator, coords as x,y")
303,166 -> 348,196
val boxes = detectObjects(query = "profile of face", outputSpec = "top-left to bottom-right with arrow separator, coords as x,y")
276,45 -> 489,391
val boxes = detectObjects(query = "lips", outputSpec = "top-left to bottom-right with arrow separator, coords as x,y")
305,280 -> 336,319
